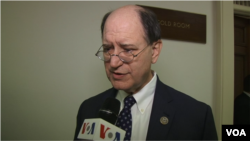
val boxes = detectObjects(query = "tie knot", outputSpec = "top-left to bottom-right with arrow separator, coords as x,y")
124,96 -> 136,109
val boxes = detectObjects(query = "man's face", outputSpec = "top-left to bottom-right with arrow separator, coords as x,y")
102,7 -> 155,94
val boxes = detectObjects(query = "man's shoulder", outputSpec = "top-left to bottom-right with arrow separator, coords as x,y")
154,79 -> 215,131
157,80 -> 210,109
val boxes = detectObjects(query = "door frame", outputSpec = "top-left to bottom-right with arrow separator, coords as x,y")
216,1 -> 250,139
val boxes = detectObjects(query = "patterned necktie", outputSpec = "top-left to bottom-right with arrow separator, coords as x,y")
116,96 -> 136,141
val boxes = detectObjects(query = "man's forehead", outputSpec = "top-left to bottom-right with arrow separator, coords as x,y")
102,5 -> 147,44
111,5 -> 142,14
104,6 -> 143,33
107,6 -> 140,22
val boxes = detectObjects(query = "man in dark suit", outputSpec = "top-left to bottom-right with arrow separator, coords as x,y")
234,75 -> 250,125
74,5 -> 218,140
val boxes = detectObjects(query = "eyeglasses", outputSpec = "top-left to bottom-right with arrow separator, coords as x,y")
95,45 -> 149,63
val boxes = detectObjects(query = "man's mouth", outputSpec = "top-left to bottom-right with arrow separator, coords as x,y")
112,72 -> 127,79
114,72 -> 124,75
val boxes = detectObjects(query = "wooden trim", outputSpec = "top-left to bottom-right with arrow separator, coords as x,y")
235,46 -> 247,55
234,4 -> 250,18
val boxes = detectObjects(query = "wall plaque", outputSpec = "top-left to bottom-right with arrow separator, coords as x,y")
139,5 -> 206,43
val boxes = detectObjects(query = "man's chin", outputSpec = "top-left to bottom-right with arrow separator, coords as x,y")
111,81 -> 130,91
111,80 -> 139,94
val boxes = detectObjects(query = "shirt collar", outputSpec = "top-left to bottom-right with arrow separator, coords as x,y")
117,71 -> 157,114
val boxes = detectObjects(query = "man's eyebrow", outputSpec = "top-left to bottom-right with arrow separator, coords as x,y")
102,44 -> 137,48
102,44 -> 112,47
119,44 -> 136,47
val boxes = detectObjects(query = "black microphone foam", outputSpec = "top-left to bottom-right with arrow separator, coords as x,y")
98,98 -> 120,124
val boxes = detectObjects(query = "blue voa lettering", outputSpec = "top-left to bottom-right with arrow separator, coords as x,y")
87,123 -> 95,135
113,132 -> 121,141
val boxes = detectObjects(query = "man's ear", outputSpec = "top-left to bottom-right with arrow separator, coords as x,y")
151,40 -> 163,64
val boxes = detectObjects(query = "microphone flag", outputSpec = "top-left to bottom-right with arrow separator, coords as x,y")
78,118 -> 126,141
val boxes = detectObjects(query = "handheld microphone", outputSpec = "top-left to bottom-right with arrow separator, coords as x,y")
98,98 -> 120,124
77,98 -> 126,141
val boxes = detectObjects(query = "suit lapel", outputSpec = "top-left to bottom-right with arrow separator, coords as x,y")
95,79 -> 176,140
146,77 -> 176,140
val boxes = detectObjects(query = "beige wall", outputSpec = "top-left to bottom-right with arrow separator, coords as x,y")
1,1 -> 233,140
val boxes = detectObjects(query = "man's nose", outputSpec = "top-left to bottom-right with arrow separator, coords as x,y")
109,53 -> 123,68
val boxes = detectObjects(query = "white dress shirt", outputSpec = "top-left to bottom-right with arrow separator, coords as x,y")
115,71 -> 157,140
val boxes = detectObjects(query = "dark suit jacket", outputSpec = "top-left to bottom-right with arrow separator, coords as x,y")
74,77 -> 218,140
234,93 -> 250,124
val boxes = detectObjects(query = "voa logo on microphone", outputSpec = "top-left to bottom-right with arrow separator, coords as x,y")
99,124 -> 121,141
79,119 -> 125,141
81,122 -> 95,135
